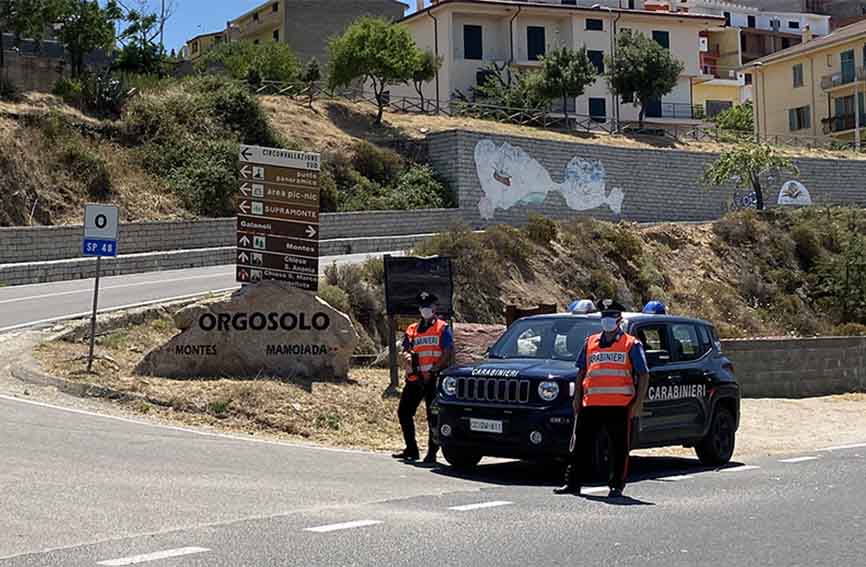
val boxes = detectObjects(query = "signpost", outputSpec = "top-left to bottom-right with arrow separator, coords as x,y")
236,145 -> 321,291
82,204 -> 119,373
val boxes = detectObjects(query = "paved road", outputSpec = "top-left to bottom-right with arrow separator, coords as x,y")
2,393 -> 865,566
0,251 -> 401,334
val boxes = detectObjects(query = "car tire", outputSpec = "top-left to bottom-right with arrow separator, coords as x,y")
695,406 -> 736,466
442,446 -> 483,470
588,425 -> 614,484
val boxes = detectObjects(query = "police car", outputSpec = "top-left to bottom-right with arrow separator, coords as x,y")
430,306 -> 740,475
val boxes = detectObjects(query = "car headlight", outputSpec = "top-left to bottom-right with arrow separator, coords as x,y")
538,381 -> 559,402
442,376 -> 458,396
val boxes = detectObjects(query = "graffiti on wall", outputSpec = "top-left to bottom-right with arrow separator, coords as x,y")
777,180 -> 812,206
473,140 -> 625,220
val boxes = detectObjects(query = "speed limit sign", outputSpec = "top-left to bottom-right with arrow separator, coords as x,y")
83,204 -> 119,257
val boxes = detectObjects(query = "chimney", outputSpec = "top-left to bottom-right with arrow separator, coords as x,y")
803,24 -> 813,42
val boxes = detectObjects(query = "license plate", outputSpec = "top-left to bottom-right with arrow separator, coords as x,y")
470,418 -> 503,434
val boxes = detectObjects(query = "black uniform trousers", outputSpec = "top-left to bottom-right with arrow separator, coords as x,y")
569,406 -> 633,490
398,377 -> 439,456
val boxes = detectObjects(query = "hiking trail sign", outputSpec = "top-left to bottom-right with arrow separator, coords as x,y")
236,145 -> 321,291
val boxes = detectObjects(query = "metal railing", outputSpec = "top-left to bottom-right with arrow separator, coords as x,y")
648,102 -> 706,120
820,67 -> 866,90
821,113 -> 866,134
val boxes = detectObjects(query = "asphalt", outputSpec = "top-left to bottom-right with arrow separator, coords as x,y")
2,393 -> 864,567
0,251 -> 402,333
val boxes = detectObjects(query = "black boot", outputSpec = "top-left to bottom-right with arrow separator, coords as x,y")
553,464 -> 580,495
392,449 -> 420,461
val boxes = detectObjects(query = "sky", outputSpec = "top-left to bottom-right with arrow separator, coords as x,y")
162,0 -> 416,52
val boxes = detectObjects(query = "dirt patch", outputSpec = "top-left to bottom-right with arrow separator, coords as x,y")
32,314 -> 866,460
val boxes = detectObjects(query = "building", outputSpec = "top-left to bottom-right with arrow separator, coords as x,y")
394,0 -> 723,124
642,1 -> 830,117
748,18 -> 866,145
185,0 -> 407,65
737,0 -> 866,29
184,31 -> 227,63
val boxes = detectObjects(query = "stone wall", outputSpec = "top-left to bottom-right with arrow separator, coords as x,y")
2,52 -> 65,92
723,337 -> 866,398
428,129 -> 866,228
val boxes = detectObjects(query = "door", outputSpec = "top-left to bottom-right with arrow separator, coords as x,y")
668,323 -> 714,438
632,323 -> 683,445
527,26 -> 545,61
841,49 -> 855,84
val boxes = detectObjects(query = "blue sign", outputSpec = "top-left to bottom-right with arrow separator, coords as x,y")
82,238 -> 118,257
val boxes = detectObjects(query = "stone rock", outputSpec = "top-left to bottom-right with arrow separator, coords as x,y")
135,281 -> 359,380
452,323 -> 506,365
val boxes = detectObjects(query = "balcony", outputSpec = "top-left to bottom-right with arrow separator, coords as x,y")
646,102 -> 706,121
821,67 -> 866,91
822,113 -> 866,134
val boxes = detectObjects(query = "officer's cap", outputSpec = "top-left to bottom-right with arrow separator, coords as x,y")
417,291 -> 438,307
596,298 -> 627,317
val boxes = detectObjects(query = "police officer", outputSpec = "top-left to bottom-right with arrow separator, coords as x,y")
555,299 -> 650,497
392,291 -> 454,464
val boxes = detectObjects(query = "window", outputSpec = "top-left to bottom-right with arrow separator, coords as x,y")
491,319 -> 602,362
635,324 -> 672,367
588,50 -> 605,74
741,33 -> 747,52
697,325 -> 714,356
789,20 -> 800,29
527,26 -> 546,60
464,25 -> 483,60
744,72 -> 753,85
589,97 -> 606,121
793,63 -> 804,87
273,29 -> 279,42
553,97 -> 576,114
841,49 -> 855,83
562,0 -> 577,5
628,0 -> 635,8
788,105 -> 811,130
671,324 -> 701,361
723,11 -> 731,26
782,37 -> 791,49
706,100 -> 733,117
272,2 -> 278,11
747,15 -> 755,28
586,18 -> 604,31
652,30 -> 670,49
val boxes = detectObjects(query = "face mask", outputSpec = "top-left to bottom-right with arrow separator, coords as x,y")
601,317 -> 619,332
420,307 -> 434,320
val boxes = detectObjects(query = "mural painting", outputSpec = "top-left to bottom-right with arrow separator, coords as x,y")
777,180 -> 812,206
473,140 -> 625,220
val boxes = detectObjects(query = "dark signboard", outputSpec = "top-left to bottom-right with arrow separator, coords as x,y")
384,255 -> 454,318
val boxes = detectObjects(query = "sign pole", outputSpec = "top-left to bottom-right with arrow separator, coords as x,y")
387,314 -> 399,394
86,256 -> 102,373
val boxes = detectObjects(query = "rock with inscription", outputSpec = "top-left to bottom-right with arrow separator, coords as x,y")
135,281 -> 358,380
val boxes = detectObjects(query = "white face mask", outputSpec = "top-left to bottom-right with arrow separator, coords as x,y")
420,307 -> 435,320
601,317 -> 619,332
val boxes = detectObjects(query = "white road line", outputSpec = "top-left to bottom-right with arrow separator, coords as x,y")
448,500 -> 512,511
581,486 -> 610,495
97,546 -> 210,565
0,288 -> 238,334
720,465 -> 760,473
779,456 -> 818,463
304,520 -> 383,533
657,474 -> 697,481
820,442 -> 866,452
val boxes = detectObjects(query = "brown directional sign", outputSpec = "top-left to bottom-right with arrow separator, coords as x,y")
236,144 -> 321,290
237,182 -> 320,207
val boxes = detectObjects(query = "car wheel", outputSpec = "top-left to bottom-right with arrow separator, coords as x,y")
442,446 -> 483,470
695,406 -> 736,466
588,425 -> 614,484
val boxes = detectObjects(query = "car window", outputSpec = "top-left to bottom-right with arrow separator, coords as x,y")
491,318 -> 602,361
634,324 -> 671,367
671,324 -> 701,361
697,325 -> 713,355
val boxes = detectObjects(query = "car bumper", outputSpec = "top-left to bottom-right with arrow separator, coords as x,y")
431,400 -> 575,460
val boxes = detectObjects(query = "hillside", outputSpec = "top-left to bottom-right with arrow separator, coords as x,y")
2,78 -> 865,227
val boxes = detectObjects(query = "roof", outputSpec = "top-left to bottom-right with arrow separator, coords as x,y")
746,17 -> 866,67
399,0 -> 725,25
186,31 -> 224,43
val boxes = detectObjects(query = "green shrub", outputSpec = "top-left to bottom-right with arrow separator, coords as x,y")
339,164 -> 451,211
318,170 -> 339,213
790,224 -> 823,269
57,142 -> 112,199
166,139 -> 238,216
52,77 -> 84,106
0,77 -> 20,101
834,322 -> 866,336
198,41 -> 299,83
484,225 -> 532,266
713,210 -> 761,246
524,213 -> 557,245
318,283 -> 351,313
588,268 -> 618,299
351,141 -> 404,186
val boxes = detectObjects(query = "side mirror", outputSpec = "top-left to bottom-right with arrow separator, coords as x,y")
645,349 -> 670,368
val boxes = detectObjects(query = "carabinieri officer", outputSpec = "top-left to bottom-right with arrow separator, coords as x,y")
555,299 -> 650,497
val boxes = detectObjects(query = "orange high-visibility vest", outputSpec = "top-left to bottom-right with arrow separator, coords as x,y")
582,332 -> 637,407
405,319 -> 448,382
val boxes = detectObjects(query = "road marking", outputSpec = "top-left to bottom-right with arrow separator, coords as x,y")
304,520 -> 383,533
582,486 -> 610,495
779,456 -> 818,463
448,500 -> 512,511
657,474 -> 697,481
0,288 -> 238,334
720,465 -> 760,473
97,547 -> 210,565
820,442 -> 866,452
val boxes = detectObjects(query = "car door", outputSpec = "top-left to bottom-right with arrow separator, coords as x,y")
632,322 -> 684,446
667,322 -> 713,439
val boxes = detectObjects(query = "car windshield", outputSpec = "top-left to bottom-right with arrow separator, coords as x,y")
489,318 -> 603,361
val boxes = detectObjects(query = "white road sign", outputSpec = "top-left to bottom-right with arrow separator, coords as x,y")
84,204 -> 119,240
238,145 -> 321,171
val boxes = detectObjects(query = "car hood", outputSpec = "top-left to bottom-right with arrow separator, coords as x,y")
444,359 -> 577,380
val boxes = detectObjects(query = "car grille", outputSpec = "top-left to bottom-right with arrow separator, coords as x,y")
455,377 -> 531,403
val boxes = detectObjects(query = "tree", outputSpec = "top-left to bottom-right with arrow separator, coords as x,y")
114,6 -> 162,75
328,16 -> 420,125
411,50 -> 440,112
538,46 -> 596,122
300,58 -> 320,108
605,30 -> 684,127
56,0 -> 122,77
713,101 -> 754,133
0,0 -> 64,71
198,41 -> 299,84
466,61 -> 550,111
703,142 -> 799,211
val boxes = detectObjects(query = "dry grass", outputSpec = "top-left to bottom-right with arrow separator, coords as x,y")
33,317 -> 427,452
